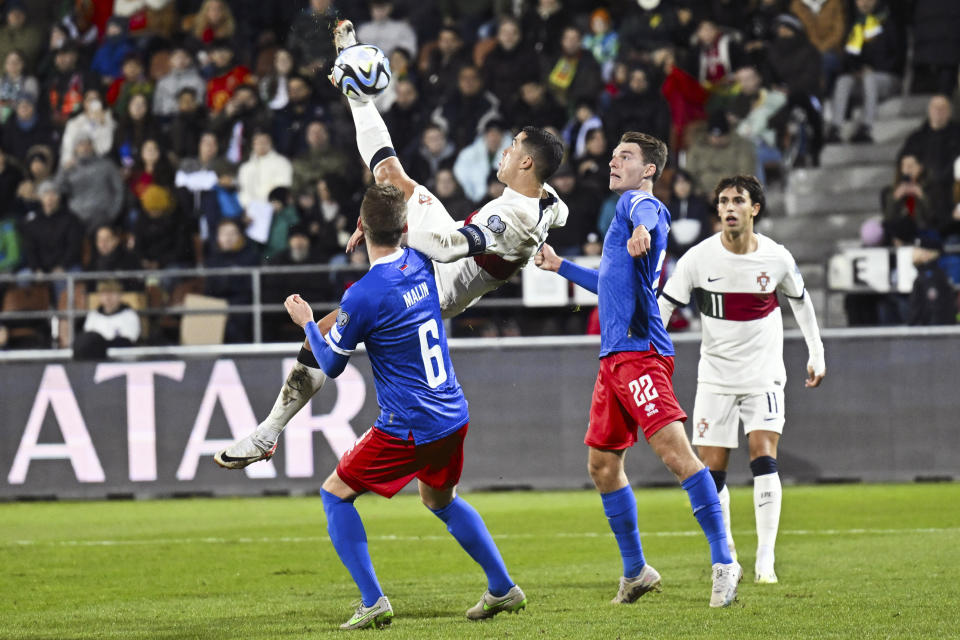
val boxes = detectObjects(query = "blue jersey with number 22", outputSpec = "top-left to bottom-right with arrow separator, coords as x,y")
326,248 -> 468,444
598,189 -> 674,358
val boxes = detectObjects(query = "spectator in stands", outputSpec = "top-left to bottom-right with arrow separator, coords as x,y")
790,0 -> 846,94
2,92 -> 48,161
211,84 -> 267,164
545,163 -> 600,256
204,39 -> 253,115
166,88 -> 207,160
420,26 -> 469,110
582,8 -> 619,81
910,0 -> 960,95
899,95 -> 960,231
132,184 -> 192,270
113,93 -> 160,169
258,48 -> 295,112
0,50 -> 38,122
908,233 -> 957,325
0,1 -> 42,71
153,46 -> 206,119
652,46 -> 708,151
575,127 -> 611,194
433,167 -> 473,221
298,177 -> 350,262
729,65 -> 787,184
545,26 -> 603,112
89,17 -> 134,85
453,119 -> 510,203
106,53 -> 153,116
291,120 -> 347,193
742,0 -> 784,67
767,14 -> 825,166
204,217 -> 258,342
20,181 -> 84,295
287,0 -> 337,77
261,186 -> 299,262
358,1 -> 417,63
73,279 -> 141,359
618,0 -> 685,57
685,110 -> 756,195
433,65 -> 500,149
383,78 -> 427,157
271,76 -> 326,157
0,205 -> 20,275
88,224 -> 140,280
0,145 -> 24,206
881,154 -> 934,246
129,137 -> 176,198
692,18 -> 746,94
55,134 -> 125,232
60,89 -> 116,167
12,145 -> 54,216
509,80 -> 566,131
263,224 -> 332,340
190,0 -> 236,47
666,168 -> 712,256
826,0 -> 902,144
42,43 -> 89,128
604,65 -> 672,151
522,0 -> 566,59
482,16 -> 538,113
404,123 -> 456,186
562,99 -> 603,161
237,130 -> 292,208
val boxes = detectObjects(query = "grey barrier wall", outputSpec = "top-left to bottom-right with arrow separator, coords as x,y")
1,330 -> 958,499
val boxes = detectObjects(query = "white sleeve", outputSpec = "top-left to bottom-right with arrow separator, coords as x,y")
777,247 -> 806,299
542,184 -> 568,229
660,251 -> 695,306
406,222 -> 495,263
657,295 -> 676,329
787,292 -> 825,376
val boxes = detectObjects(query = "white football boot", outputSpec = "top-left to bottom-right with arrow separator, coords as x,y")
709,561 -> 742,608
611,564 -> 662,604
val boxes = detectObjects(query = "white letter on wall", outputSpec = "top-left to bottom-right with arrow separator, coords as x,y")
283,358 -> 364,478
176,359 -> 276,480
94,362 -> 186,482
8,365 -> 105,484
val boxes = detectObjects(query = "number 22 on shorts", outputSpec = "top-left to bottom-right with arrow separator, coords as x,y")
628,374 -> 659,406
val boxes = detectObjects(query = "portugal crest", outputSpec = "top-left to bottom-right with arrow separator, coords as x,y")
757,271 -> 771,292
696,419 -> 710,437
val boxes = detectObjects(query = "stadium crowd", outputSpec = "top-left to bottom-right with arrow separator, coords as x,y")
0,0 -> 958,348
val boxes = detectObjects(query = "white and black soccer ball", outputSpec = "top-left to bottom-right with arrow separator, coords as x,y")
331,44 -> 391,101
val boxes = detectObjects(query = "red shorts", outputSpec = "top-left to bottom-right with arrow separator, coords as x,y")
336,424 -> 468,498
585,350 -> 687,449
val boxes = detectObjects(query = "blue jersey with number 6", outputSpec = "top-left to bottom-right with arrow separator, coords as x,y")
327,247 -> 468,444
598,189 -> 674,358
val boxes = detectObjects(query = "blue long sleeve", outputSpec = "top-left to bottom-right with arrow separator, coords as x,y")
304,321 -> 350,378
557,259 -> 599,294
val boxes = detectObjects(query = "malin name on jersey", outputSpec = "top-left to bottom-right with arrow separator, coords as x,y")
403,282 -> 430,308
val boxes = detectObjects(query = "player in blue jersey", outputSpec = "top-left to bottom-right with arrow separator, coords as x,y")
535,132 -> 742,607
282,184 -> 526,630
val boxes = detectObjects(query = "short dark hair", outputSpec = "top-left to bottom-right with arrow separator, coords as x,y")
520,126 -> 564,183
360,184 -> 407,247
619,131 -> 668,184
713,174 -> 766,219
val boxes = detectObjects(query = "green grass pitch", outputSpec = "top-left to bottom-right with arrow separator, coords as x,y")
1,483 -> 958,639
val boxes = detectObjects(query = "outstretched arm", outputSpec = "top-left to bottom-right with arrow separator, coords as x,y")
286,295 -> 349,378
787,292 -> 825,387
406,222 -> 496,263
535,243 -> 599,293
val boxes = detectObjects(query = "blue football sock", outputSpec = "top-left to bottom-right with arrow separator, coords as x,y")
601,485 -> 646,578
682,468 -> 733,565
431,496 -> 514,597
321,489 -> 383,607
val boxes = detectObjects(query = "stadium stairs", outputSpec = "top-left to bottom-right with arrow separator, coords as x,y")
758,94 -> 932,327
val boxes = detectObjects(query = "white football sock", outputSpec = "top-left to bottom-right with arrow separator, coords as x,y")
252,362 -> 327,448
718,484 -> 736,555
753,472 -> 782,560
348,99 -> 395,170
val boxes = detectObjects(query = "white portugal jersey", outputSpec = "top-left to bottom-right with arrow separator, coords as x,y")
406,183 -> 568,317
660,233 -> 805,394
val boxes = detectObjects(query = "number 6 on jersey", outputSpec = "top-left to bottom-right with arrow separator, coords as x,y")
418,319 -> 448,388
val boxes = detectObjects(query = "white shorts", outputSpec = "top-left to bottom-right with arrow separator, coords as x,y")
690,388 -> 785,449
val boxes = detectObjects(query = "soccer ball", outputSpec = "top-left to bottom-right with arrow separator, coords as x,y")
331,44 -> 391,101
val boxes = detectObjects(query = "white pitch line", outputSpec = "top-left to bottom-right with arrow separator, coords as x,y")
6,527 -> 959,548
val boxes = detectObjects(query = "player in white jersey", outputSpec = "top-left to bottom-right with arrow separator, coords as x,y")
657,175 -> 826,584
214,20 -> 567,469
